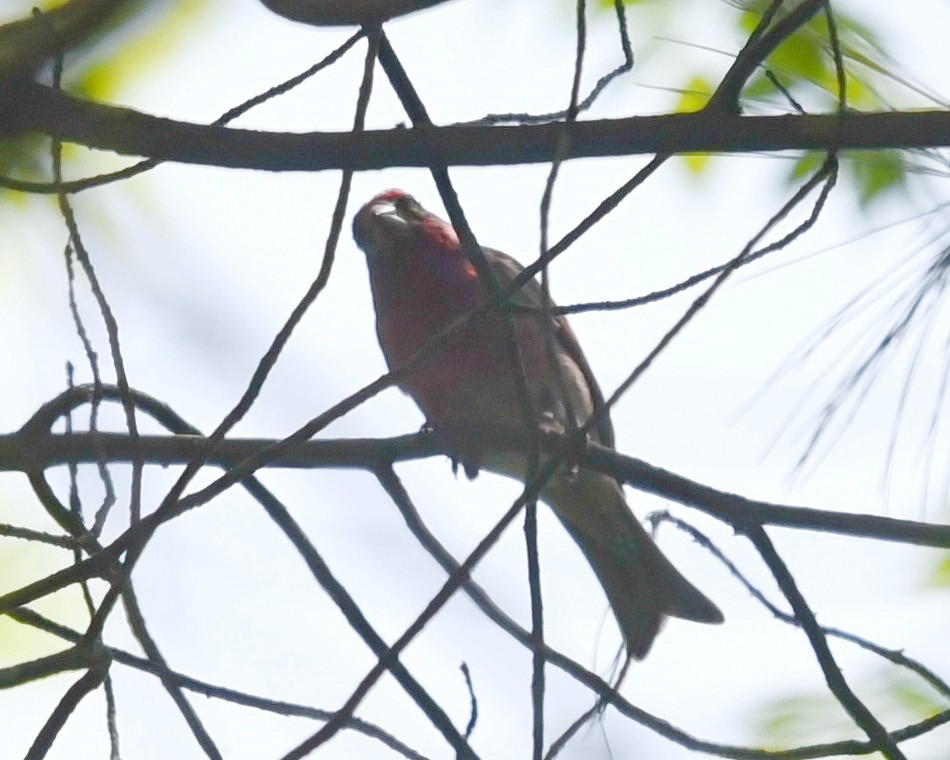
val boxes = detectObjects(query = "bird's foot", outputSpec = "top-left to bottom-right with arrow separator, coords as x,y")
537,410 -> 564,437
538,417 -> 588,483
450,455 -> 481,479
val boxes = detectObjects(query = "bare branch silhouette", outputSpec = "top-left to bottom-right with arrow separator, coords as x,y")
2,0 -> 948,757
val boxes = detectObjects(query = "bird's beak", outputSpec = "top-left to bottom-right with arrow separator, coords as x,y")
369,200 -> 400,220
353,199 -> 409,256
368,200 -> 412,232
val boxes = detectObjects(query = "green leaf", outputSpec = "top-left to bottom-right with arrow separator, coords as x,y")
673,75 -> 713,113
680,153 -> 712,174
766,32 -> 826,83
671,76 -> 714,175
787,151 -> 826,183
848,151 -> 906,208
0,134 -> 48,188
743,71 -> 781,102
929,555 -> 950,588
70,0 -> 210,100
890,681 -> 946,717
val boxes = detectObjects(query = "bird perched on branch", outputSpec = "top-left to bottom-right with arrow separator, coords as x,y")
353,188 -> 722,658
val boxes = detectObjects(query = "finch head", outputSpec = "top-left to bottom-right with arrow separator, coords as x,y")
353,189 -> 460,260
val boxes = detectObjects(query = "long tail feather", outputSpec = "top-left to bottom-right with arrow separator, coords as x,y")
543,470 -> 722,659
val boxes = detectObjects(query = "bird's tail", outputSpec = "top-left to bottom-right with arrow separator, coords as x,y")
542,470 -> 722,659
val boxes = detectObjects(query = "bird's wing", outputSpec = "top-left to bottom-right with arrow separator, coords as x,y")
482,246 -> 615,449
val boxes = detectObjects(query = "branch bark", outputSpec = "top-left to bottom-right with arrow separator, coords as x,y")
2,82 -> 948,175
0,0 -> 129,80
5,430 -> 948,548
257,0 -> 454,26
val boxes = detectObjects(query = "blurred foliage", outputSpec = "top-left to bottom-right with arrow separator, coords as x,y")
755,670 -> 948,759
64,0 -> 209,101
736,1 -> 909,208
756,672 -> 947,757
752,538 -> 950,757
0,0 -> 205,96
595,0 -> 940,209
735,1 -> 884,110
674,75 -> 715,174
0,494 -> 89,666
0,134 -> 50,191
0,0 -> 937,211
0,0 -> 207,191
933,555 -> 950,588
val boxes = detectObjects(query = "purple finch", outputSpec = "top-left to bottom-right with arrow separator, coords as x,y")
353,189 -> 722,658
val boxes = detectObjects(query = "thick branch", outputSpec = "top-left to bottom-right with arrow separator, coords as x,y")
0,0 -> 129,80
585,445 -> 950,548
2,83 -> 948,175
257,0 -> 454,26
4,430 -> 948,548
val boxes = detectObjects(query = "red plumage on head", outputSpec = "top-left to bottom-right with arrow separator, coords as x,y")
370,188 -> 409,205
352,189 -> 724,658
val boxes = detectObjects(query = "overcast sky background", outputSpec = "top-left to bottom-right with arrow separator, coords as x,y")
1,0 -> 949,758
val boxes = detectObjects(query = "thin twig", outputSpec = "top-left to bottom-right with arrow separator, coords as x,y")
0,31 -> 366,195
460,0 -> 632,127
651,511 -> 950,700
710,0 -> 826,112
6,607 -> 430,760
75,25 -> 383,663
527,0 -> 593,749
245,475 -> 476,758
24,661 -> 108,760
0,523 -> 77,548
746,526 -> 907,759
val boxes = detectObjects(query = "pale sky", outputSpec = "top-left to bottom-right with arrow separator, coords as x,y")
1,0 -> 948,758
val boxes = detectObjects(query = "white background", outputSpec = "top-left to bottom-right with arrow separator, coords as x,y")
1,0 -> 948,758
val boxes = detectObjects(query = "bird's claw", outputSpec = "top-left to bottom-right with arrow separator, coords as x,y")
450,456 -> 481,479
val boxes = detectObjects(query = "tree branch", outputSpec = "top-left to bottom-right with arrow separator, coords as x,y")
4,429 -> 948,549
7,607 -> 430,760
0,0 -> 130,80
747,526 -> 906,760
24,660 -> 108,760
2,82 -> 948,176
257,0 -> 454,26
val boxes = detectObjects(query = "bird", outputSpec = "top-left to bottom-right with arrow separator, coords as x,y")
353,188 -> 722,659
